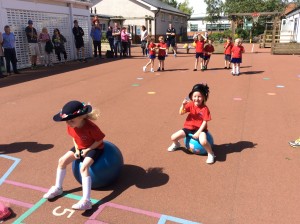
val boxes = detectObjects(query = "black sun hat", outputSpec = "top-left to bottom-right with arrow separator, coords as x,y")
188,83 -> 210,101
53,100 -> 92,122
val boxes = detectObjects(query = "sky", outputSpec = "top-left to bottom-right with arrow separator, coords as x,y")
177,0 -> 207,16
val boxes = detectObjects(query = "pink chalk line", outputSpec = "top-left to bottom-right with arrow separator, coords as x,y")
4,180 -> 48,192
0,196 -> 33,208
86,202 -> 161,223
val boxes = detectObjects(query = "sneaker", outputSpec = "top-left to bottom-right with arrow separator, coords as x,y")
289,138 -> 300,147
174,53 -> 176,58
193,69 -> 197,71
206,153 -> 215,164
157,67 -> 161,71
224,66 -> 227,69
150,68 -> 154,73
167,142 -> 181,152
43,186 -> 63,199
143,66 -> 146,72
71,200 -> 92,210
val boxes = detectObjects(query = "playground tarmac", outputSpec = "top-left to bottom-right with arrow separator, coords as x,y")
0,44 -> 300,224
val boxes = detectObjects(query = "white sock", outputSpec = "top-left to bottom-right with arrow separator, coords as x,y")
82,176 -> 91,201
55,168 -> 66,189
237,66 -> 240,74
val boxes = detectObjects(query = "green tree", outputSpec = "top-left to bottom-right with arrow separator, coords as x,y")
223,0 -> 288,15
160,0 -> 178,8
178,0 -> 194,15
204,0 -> 223,23
159,0 -> 194,14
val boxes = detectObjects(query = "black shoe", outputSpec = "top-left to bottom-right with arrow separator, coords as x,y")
162,68 -> 164,71
224,67 -> 227,69
193,69 -> 197,71
157,67 -> 161,71
14,71 -> 20,74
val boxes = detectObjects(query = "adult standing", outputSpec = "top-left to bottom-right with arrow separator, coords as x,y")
112,22 -> 121,58
25,20 -> 40,69
166,23 -> 177,57
140,25 -> 148,56
72,20 -> 86,62
106,26 -> 114,52
0,32 -> 4,78
2,25 -> 20,75
90,20 -> 102,58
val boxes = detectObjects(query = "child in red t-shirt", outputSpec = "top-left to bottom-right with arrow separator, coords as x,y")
167,83 -> 215,164
231,38 -> 245,76
143,36 -> 156,73
157,36 -> 167,71
224,37 -> 233,69
203,39 -> 215,70
193,33 -> 207,71
43,101 -> 105,210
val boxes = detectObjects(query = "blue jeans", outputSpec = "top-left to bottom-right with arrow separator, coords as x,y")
113,40 -> 121,57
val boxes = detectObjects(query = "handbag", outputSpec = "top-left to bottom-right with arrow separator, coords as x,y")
45,40 -> 54,53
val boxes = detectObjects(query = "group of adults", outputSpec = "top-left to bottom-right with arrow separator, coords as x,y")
105,22 -> 132,58
140,23 -> 177,57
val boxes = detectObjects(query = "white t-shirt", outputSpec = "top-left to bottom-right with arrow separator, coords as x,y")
141,30 -> 148,41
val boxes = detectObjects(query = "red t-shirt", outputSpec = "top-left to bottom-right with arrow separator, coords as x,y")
67,119 -> 105,149
157,42 -> 167,56
183,102 -> 211,131
224,42 -> 233,54
195,40 -> 205,53
204,44 -> 214,56
148,42 -> 156,56
231,45 -> 244,58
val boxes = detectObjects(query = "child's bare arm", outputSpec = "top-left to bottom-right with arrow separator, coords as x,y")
179,98 -> 189,115
192,121 -> 208,139
73,139 -> 81,158
80,140 -> 103,157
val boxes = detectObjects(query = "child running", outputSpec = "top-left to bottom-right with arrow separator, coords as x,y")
167,83 -> 215,164
224,37 -> 233,69
143,36 -> 156,73
231,38 -> 245,76
157,36 -> 167,71
193,33 -> 207,71
43,101 -> 105,210
203,39 -> 214,70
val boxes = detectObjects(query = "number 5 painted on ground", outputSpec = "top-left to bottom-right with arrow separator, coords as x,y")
52,206 -> 75,218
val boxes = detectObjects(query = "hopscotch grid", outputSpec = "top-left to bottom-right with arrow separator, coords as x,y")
0,155 -> 21,186
1,155 -> 201,224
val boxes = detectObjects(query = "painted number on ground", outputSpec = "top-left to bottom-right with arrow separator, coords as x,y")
52,206 -> 75,218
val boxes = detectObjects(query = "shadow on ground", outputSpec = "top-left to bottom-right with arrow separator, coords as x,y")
173,141 -> 257,163
213,141 -> 257,162
63,165 -> 169,216
0,142 -> 54,154
0,58 -> 116,88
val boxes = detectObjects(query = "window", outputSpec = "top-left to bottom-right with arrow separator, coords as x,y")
190,24 -> 198,32
168,14 -> 172,22
100,23 -> 106,31
175,16 -> 178,22
161,12 -> 165,21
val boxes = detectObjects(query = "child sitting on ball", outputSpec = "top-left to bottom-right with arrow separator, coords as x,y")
43,100 -> 105,210
167,83 -> 215,164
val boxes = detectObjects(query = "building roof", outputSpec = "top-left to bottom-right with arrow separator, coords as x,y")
140,0 -> 188,16
285,5 -> 300,16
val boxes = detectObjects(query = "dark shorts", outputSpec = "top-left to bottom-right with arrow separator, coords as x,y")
195,53 -> 204,59
182,128 -> 208,136
70,147 -> 103,161
231,58 -> 242,64
158,55 -> 165,61
167,39 -> 176,47
225,54 -> 231,61
149,54 -> 156,59
203,55 -> 211,60
75,39 -> 84,49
